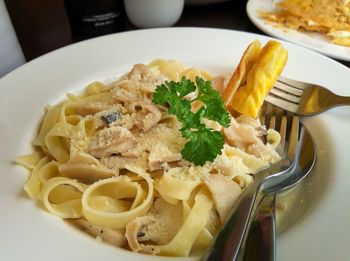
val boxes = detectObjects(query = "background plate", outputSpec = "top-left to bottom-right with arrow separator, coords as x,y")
246,0 -> 350,61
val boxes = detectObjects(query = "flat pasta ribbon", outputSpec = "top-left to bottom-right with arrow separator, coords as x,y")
82,166 -> 154,229
157,187 -> 214,256
40,176 -> 87,218
154,169 -> 201,203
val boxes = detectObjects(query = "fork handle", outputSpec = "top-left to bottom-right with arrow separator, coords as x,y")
318,94 -> 350,111
242,193 -> 276,261
203,178 -> 262,261
334,95 -> 350,106
320,95 -> 350,114
203,160 -> 291,261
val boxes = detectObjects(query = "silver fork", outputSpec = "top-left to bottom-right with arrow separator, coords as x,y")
203,104 -> 300,261
266,76 -> 350,116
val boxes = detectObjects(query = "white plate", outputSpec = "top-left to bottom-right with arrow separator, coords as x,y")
0,28 -> 349,261
246,0 -> 350,61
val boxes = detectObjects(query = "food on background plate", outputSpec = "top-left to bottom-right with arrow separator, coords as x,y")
260,0 -> 350,47
15,40 -> 286,256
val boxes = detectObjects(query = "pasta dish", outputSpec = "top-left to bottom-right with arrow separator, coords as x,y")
15,40 -> 286,256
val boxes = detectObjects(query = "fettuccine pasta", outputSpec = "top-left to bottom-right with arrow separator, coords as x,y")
15,59 -> 281,256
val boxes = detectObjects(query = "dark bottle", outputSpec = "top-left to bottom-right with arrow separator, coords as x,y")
64,0 -> 124,37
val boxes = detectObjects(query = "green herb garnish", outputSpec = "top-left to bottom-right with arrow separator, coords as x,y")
152,76 -> 231,166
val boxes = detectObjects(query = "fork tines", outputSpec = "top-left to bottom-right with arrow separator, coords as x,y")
270,81 -> 302,102
265,78 -> 307,113
266,76 -> 313,114
278,76 -> 308,90
259,102 -> 300,160
286,114 -> 299,161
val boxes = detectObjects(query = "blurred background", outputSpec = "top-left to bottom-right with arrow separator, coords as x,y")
3,0 -> 253,63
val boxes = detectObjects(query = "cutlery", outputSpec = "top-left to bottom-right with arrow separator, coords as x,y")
241,193 -> 276,261
242,124 -> 316,261
266,76 -> 350,116
203,105 -> 300,261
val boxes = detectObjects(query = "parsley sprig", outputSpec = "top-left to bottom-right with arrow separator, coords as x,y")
152,76 -> 231,166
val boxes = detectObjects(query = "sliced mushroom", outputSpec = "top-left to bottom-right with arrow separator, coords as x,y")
125,215 -> 161,255
125,197 -> 183,254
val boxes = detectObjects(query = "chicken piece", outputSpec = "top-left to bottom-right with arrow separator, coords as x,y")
224,116 -> 261,149
136,124 -> 186,171
224,115 -> 280,163
211,75 -> 227,96
125,215 -> 160,255
125,197 -> 183,254
148,147 -> 182,171
213,146 -> 251,178
204,174 -> 242,223
246,142 -> 281,163
89,126 -> 136,158
128,102 -> 162,131
111,64 -> 166,107
112,84 -> 142,105
126,64 -> 167,94
68,218 -> 126,247
100,123 -> 186,172
236,114 -> 261,128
